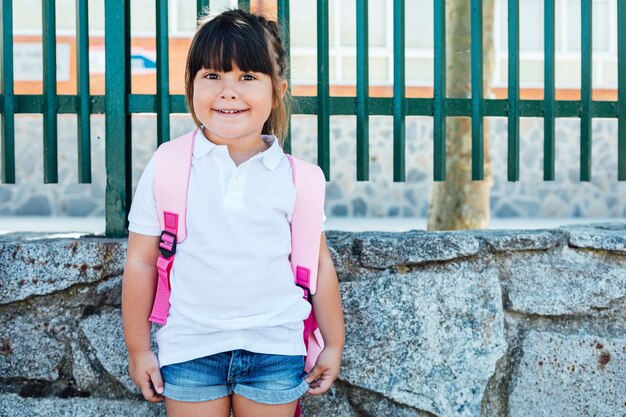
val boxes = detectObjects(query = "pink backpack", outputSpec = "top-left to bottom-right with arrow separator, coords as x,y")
147,129 -> 325,408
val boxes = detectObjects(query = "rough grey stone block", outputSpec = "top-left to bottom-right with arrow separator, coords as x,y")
79,309 -> 139,394
509,331 -> 626,417
501,246 -> 626,315
300,382 -> 355,417
0,316 -> 64,381
79,309 -> 159,395
0,236 -> 126,304
562,223 -> 626,253
339,262 -> 507,416
357,231 -> 481,268
474,229 -> 560,252
71,338 -> 100,392
0,394 -> 165,417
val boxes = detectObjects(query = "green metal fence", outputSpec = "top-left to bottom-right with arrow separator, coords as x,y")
1,0 -> 625,237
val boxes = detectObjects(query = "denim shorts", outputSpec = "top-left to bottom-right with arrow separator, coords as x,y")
160,350 -> 310,404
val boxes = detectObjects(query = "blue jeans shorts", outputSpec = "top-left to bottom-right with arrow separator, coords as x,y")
161,350 -> 310,404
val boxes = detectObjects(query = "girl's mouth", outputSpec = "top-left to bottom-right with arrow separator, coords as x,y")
214,109 -> 249,115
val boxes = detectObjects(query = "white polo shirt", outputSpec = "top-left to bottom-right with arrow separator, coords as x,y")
128,130 -> 324,367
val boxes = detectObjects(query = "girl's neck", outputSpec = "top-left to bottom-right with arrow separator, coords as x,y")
201,127 -> 271,166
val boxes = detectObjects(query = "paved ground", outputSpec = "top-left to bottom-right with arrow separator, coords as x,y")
0,216 -> 624,235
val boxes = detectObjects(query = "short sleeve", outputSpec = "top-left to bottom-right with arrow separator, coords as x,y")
321,212 -> 327,232
128,155 -> 161,236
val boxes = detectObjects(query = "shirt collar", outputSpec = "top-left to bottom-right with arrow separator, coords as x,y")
193,129 -> 283,170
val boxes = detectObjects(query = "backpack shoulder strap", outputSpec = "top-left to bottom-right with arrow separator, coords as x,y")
154,129 -> 196,243
286,155 -> 326,295
287,155 -> 327,417
149,129 -> 195,325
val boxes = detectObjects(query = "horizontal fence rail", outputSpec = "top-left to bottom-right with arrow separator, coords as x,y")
2,95 -> 621,118
0,0 -> 625,237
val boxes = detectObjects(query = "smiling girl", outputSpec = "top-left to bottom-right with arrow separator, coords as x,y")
121,8 -> 345,417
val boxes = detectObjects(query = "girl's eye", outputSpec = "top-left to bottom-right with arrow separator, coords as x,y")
203,72 -> 256,80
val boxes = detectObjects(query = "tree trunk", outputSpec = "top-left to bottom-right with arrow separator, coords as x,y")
427,0 -> 495,231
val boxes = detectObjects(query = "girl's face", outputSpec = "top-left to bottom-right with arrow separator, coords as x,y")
192,64 -> 276,145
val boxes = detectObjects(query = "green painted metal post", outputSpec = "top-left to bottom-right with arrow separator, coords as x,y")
76,0 -> 91,183
544,0 -> 556,180
618,0 -> 626,180
471,0 -> 484,181
197,0 -> 209,19
42,0 -> 58,183
356,0 -> 369,181
156,0 -> 171,146
277,0 -> 292,154
580,0 -> 592,181
392,0 -> 405,182
433,0 -> 446,181
238,0 -> 250,12
508,0 -> 519,181
0,0 -> 15,183
105,0 -> 132,237
317,0 -> 330,179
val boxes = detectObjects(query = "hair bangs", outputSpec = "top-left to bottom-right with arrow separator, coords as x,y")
191,17 -> 274,76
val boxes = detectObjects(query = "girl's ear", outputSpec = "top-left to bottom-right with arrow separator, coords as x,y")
278,79 -> 288,99
273,79 -> 289,108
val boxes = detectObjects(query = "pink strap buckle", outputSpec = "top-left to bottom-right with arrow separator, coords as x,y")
159,230 -> 177,258
295,266 -> 311,301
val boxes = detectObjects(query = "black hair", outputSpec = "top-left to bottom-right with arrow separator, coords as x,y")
185,9 -> 290,141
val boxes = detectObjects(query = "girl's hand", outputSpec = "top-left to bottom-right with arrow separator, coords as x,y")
128,351 -> 164,402
305,346 -> 342,395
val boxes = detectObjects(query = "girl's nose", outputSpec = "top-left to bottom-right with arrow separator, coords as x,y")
220,85 -> 238,100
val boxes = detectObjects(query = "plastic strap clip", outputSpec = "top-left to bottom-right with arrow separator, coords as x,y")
159,230 -> 177,258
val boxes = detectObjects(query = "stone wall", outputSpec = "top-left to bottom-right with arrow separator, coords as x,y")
1,115 -> 626,219
1,223 -> 625,417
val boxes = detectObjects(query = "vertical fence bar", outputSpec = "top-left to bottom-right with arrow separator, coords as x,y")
317,0 -> 330,178
392,0 -> 405,182
76,0 -> 91,183
277,0 -> 292,154
238,0 -> 250,12
471,0 -> 484,180
156,0 -> 170,145
433,0 -> 446,181
544,0 -> 556,180
618,0 -> 626,180
105,0 -> 132,237
356,0 -> 369,181
0,0 -> 15,183
42,0 -> 58,183
197,0 -> 209,19
507,0 -> 519,181
580,0 -> 592,181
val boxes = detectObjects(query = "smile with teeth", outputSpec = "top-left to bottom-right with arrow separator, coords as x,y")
216,109 -> 247,114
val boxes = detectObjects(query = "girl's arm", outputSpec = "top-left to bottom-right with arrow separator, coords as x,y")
121,232 -> 164,402
305,232 -> 345,395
